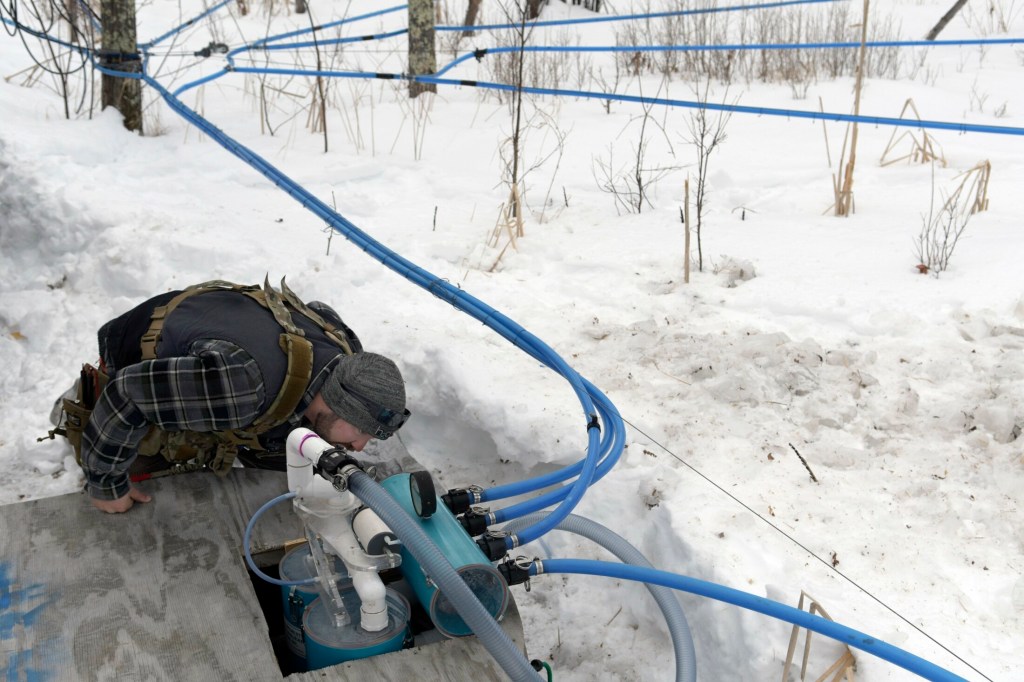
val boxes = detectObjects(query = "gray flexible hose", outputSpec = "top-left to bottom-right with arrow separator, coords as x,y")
347,470 -> 538,681
503,512 -> 697,682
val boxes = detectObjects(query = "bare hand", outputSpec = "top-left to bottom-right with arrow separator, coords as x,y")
91,486 -> 152,514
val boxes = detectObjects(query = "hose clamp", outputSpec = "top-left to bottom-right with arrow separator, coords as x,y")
516,555 -> 535,592
331,462 -> 363,492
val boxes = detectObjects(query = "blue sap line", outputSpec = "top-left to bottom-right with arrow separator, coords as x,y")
535,559 -> 968,682
143,72 -> 622,543
435,37 -> 1024,76
435,0 -> 845,32
141,0 -> 235,50
228,4 -> 407,65
12,12 -> 1023,139
184,64 -> 1024,138
417,74 -> 1024,137
257,28 -> 409,52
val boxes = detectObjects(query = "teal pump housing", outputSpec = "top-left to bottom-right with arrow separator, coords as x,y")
380,473 -> 509,637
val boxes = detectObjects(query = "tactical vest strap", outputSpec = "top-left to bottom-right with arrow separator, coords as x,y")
140,280 -> 260,361
137,278 -> 345,440
279,277 -> 354,355
140,290 -> 193,361
250,332 -> 315,432
244,276 -> 305,337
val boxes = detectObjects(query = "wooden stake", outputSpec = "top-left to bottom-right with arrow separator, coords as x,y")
684,176 -> 691,284
837,0 -> 870,217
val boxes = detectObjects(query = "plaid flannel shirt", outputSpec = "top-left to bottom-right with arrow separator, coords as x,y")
82,339 -> 268,500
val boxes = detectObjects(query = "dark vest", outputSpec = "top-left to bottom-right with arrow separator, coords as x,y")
156,291 -> 346,407
92,284 -> 361,467
99,290 -> 354,414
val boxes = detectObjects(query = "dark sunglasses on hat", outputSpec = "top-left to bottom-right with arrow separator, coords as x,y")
341,382 -> 410,440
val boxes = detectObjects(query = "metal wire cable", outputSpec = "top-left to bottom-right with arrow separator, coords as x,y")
619,414 -> 994,682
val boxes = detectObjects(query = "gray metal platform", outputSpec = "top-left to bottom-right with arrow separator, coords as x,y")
0,465 -> 524,681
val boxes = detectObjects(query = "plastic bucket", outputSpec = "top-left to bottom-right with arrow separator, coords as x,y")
303,587 -> 410,670
278,544 -> 348,669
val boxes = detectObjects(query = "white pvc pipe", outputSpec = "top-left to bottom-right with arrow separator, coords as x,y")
285,427 -> 390,632
286,427 -> 320,493
352,571 -> 389,632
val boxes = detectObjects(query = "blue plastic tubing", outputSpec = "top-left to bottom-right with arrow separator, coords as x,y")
484,377 -> 621,503
141,73 -> 621,549
228,4 -> 407,65
141,0 -> 235,50
434,0 -> 844,32
533,559 -> 968,682
192,65 -> 1024,138
488,393 -> 626,529
243,491 -> 318,588
434,38 -> 1024,77
504,513 -> 696,682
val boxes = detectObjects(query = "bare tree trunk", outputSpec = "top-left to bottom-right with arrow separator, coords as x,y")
408,0 -> 437,97
295,0 -> 306,14
527,0 -> 544,20
686,78 -> 732,271
100,0 -> 142,133
65,0 -> 81,44
509,4 -> 532,234
925,0 -> 968,40
305,11 -> 327,151
461,0 -> 483,38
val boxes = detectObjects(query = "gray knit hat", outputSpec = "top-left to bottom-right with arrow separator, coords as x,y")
321,353 -> 409,440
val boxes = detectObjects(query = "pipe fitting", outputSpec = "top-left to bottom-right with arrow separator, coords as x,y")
458,510 -> 490,537
476,532 -> 509,562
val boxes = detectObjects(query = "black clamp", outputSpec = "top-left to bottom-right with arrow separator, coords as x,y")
587,413 -> 601,431
314,447 -> 361,491
476,532 -> 509,562
95,50 -> 142,70
441,486 -> 480,514
498,555 -> 533,589
193,42 -> 229,58
458,509 -> 490,537
473,47 -> 487,62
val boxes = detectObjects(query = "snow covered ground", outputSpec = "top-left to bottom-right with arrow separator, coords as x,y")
1,1 -> 1022,680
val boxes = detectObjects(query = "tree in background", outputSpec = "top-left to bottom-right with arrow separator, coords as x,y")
408,0 -> 437,97
925,0 -> 969,40
495,0 -> 534,238
462,0 -> 483,38
100,0 -> 142,132
684,79 -> 733,272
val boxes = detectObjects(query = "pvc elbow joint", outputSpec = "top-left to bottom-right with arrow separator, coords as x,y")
352,571 -> 389,632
